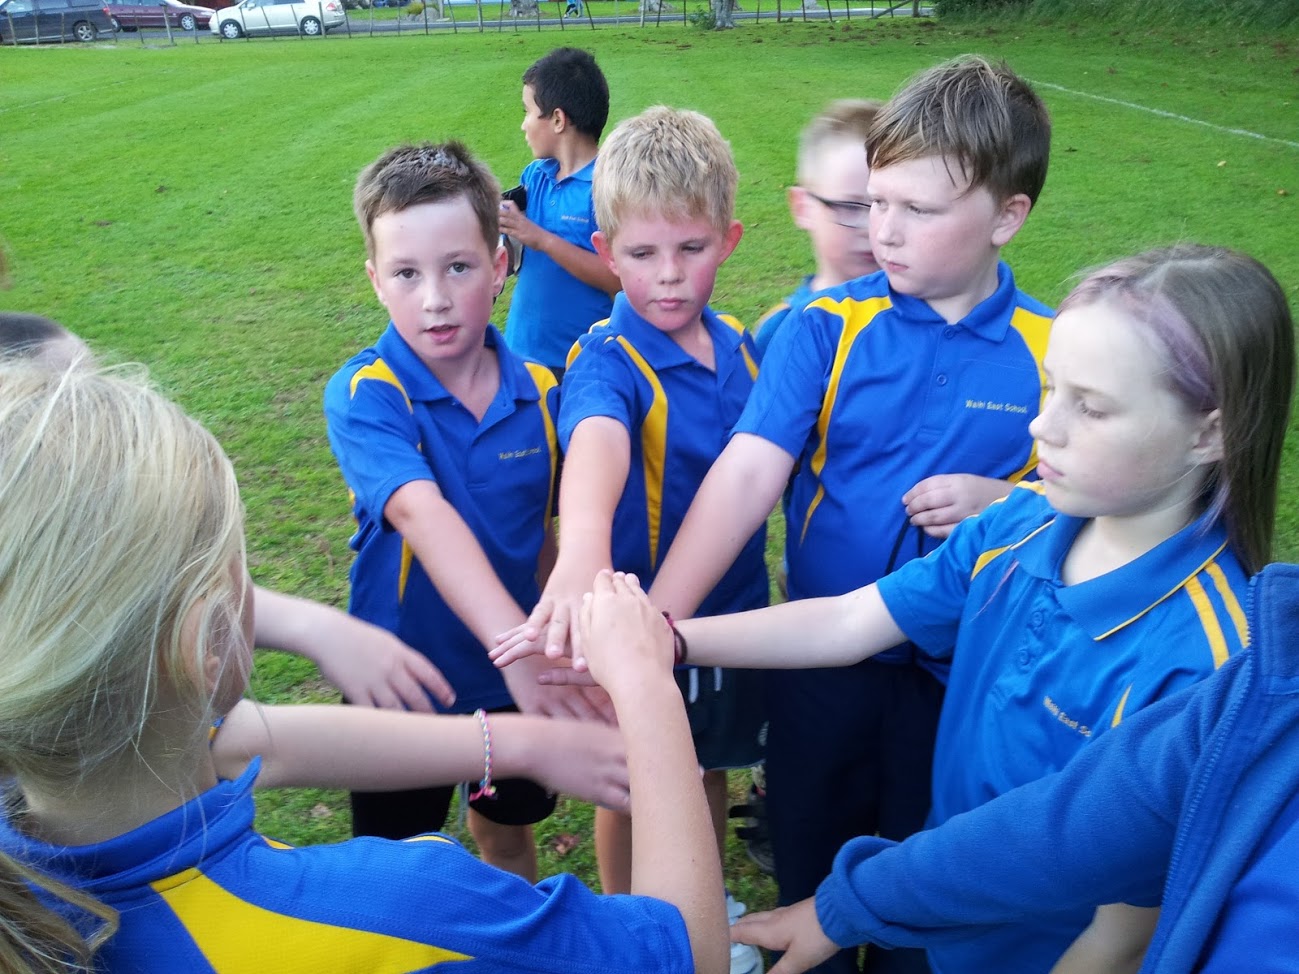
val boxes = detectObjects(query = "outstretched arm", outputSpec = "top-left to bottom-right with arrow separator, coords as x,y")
215,700 -> 630,811
580,572 -> 729,974
253,586 -> 454,711
386,480 -> 608,722
649,433 -> 794,619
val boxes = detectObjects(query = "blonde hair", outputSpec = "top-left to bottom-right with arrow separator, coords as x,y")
796,99 -> 883,186
0,363 -> 247,971
593,106 -> 738,239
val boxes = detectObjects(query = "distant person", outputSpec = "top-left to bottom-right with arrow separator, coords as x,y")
501,47 -> 619,380
0,361 -> 728,974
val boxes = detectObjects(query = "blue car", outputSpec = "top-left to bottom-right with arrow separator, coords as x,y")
0,0 -> 113,41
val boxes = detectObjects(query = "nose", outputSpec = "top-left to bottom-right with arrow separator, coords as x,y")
657,252 -> 684,284
871,205 -> 899,247
1028,391 -> 1063,446
421,276 -> 451,312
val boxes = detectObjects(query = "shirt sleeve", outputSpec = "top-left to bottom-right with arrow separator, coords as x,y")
875,500 -> 998,661
813,656 -> 1228,950
324,370 -> 434,528
732,302 -> 838,457
558,336 -> 637,450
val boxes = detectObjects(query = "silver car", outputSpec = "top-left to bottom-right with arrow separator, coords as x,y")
209,0 -> 343,37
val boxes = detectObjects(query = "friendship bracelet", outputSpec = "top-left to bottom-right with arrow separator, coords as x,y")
661,611 -> 689,666
469,708 -> 497,801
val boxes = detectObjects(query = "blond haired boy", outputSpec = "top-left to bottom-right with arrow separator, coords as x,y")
754,99 -> 883,358
510,106 -> 766,974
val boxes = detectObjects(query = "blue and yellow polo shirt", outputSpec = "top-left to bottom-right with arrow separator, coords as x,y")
504,157 -> 613,369
753,275 -> 816,359
877,483 -> 1250,974
559,293 -> 768,617
0,760 -> 693,973
737,263 -> 1051,666
323,324 -> 559,713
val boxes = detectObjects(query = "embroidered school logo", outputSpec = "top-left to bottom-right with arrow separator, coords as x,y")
560,214 -> 590,225
498,446 -> 543,461
965,399 -> 1031,415
1042,695 -> 1092,738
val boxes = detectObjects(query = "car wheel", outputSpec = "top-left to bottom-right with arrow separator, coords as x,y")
109,14 -> 121,29
219,17 -> 242,36
299,14 -> 321,33
179,11 -> 195,28
72,19 -> 97,40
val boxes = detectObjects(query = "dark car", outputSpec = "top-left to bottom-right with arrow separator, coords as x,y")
0,0 -> 113,41
107,0 -> 211,29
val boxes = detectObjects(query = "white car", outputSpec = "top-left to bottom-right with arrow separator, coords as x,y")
209,0 -> 343,36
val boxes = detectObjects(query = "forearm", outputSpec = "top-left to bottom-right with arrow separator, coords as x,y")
1050,905 -> 1157,974
387,482 -> 527,647
649,434 -> 790,619
681,584 -> 905,669
534,232 -> 620,295
252,586 -> 324,654
618,680 -> 728,974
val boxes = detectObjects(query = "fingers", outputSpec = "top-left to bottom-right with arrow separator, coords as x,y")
536,664 -> 599,688
407,656 -> 454,708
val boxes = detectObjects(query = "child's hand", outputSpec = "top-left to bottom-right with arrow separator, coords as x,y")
501,655 -> 617,724
530,718 -> 631,812
498,200 -> 545,250
731,898 -> 840,974
315,625 -> 457,711
493,590 -> 586,669
903,473 -> 1013,539
578,571 -> 674,698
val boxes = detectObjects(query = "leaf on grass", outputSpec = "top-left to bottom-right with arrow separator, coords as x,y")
549,833 -> 581,857
309,803 -> 333,819
1217,160 -> 1228,168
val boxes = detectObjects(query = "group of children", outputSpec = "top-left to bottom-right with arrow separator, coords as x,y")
0,39 -> 1295,974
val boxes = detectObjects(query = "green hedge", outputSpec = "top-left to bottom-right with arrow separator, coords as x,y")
936,0 -> 1297,29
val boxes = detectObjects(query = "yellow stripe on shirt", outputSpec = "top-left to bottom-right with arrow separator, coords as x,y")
523,362 -> 560,523
1005,305 -> 1053,484
615,336 -> 669,568
151,868 -> 471,971
1204,560 -> 1250,647
799,295 -> 892,544
1184,574 -> 1230,669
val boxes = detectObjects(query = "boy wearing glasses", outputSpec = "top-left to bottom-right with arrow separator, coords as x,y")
648,58 -> 1054,974
753,100 -> 882,358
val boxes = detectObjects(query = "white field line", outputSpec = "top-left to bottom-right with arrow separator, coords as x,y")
1031,79 -> 1299,151
0,79 -> 128,115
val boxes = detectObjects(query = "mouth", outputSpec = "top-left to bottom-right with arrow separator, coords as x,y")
881,259 -> 907,275
654,298 -> 687,312
423,324 -> 460,342
1036,457 -> 1061,482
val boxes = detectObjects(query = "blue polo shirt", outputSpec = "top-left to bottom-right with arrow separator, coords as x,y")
877,482 -> 1250,974
737,263 -> 1051,667
0,761 -> 694,973
504,157 -> 614,369
559,293 -> 768,617
324,324 -> 559,713
753,275 -> 815,358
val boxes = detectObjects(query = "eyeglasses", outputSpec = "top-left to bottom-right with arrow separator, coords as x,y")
802,190 -> 871,229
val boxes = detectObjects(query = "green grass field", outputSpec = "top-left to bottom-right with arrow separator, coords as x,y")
2,13 -> 1296,906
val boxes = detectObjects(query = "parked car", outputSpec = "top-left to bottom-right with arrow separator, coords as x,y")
0,0 -> 112,41
107,0 -> 211,29
208,0 -> 342,36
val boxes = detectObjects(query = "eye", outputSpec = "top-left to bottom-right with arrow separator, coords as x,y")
907,204 -> 930,216
395,268 -> 416,280
449,261 -> 470,274
628,249 -> 651,260
1077,400 -> 1106,419
682,243 -> 705,254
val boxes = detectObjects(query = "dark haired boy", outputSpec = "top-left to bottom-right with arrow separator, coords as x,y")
501,47 -> 620,378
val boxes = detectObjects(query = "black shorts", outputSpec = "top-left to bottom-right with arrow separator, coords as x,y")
675,665 -> 767,771
348,705 -> 557,839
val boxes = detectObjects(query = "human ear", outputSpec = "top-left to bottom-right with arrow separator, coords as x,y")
1190,408 -> 1225,465
491,243 -> 509,298
719,220 -> 744,263
365,259 -> 386,308
788,186 -> 813,230
990,193 -> 1032,248
551,107 -> 568,133
592,230 -> 618,275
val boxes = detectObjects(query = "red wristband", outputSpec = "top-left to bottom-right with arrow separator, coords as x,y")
661,611 -> 689,666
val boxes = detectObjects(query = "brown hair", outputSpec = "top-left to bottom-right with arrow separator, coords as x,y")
868,55 -> 1050,205
353,141 -> 501,260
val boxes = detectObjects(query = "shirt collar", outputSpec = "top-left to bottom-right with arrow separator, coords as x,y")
375,324 -> 537,405
540,156 -> 595,184
1014,507 -> 1234,640
886,261 -> 1016,343
605,292 -> 746,370
0,758 -> 262,891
